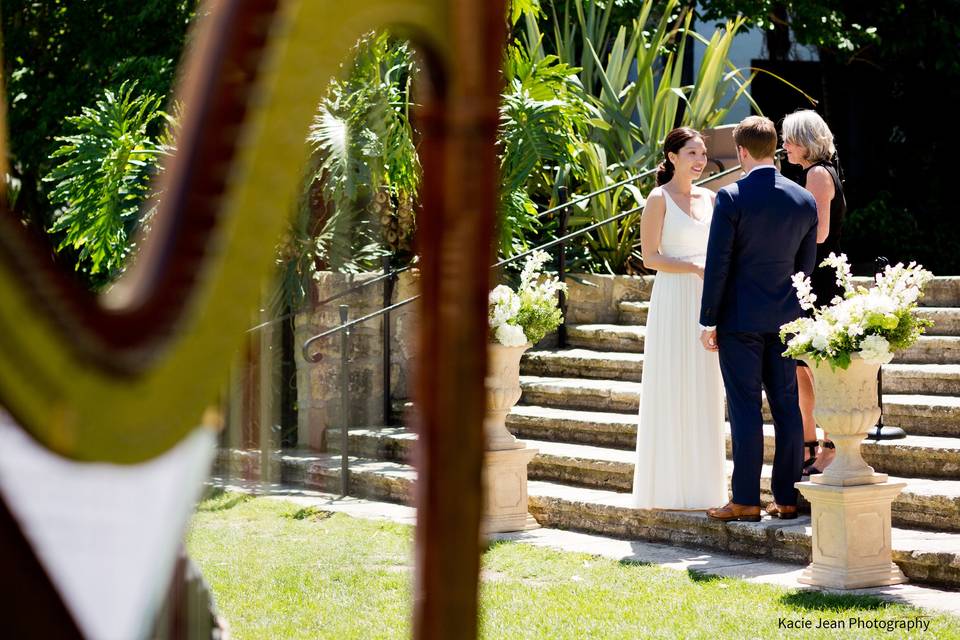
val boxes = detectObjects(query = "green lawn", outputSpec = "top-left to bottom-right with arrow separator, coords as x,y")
186,492 -> 960,639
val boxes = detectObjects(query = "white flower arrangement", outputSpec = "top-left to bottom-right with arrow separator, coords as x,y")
489,250 -> 567,347
780,253 -> 934,369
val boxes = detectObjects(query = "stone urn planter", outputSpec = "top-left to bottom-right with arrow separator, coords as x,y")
484,342 -> 531,450
801,354 -> 885,486
796,353 -> 907,589
483,342 -> 539,533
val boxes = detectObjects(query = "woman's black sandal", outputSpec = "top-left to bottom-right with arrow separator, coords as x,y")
805,440 -> 835,476
801,440 -> 820,476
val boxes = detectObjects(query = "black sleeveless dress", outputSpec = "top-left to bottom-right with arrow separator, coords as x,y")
796,160 -> 845,369
804,160 -> 846,307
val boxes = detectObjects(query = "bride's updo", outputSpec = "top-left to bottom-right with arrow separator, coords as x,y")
657,127 -> 703,185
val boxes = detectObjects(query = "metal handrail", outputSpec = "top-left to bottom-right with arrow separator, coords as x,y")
280,167 -> 658,335
533,167 -> 658,220
314,262 -> 415,308
302,296 -> 419,361
300,162 -> 744,363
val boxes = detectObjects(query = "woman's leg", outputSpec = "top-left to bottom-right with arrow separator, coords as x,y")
796,366 -> 820,473
797,366 -> 817,443
798,365 -> 836,471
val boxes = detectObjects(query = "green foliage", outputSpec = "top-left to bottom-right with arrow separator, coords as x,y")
697,1 -> 880,54
517,0 -> 757,273
294,33 -> 419,282
44,82 -> 170,289
515,289 -> 564,344
3,0 -> 197,226
498,44 -> 591,256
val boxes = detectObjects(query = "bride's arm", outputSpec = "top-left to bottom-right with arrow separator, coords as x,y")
640,191 -> 705,277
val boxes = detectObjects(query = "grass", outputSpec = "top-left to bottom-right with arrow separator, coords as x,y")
186,491 -> 960,639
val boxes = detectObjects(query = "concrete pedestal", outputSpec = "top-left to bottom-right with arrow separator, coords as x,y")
482,342 -> 540,533
796,481 -> 908,589
810,433 -> 887,486
482,447 -> 540,533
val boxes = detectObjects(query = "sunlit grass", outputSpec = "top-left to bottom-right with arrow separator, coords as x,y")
186,493 -> 960,639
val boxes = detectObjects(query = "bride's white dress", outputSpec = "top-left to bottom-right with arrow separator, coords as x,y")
631,189 -> 727,510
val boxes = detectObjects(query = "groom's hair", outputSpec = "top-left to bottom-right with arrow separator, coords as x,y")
733,116 -> 777,160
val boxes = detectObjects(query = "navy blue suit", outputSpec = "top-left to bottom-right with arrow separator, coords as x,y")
700,166 -> 818,507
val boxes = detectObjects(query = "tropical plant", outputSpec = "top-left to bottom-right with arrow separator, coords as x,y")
3,0 -> 197,228
312,33 -> 418,268
44,82 -> 171,289
497,41 -> 592,256
276,31 -> 420,308
514,0 -> 761,273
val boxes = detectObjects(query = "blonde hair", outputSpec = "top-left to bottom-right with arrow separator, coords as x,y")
782,110 -> 836,163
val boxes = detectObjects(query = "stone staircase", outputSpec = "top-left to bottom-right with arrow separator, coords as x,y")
223,275 -> 960,588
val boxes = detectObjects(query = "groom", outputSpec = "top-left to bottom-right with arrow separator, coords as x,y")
699,116 -> 818,522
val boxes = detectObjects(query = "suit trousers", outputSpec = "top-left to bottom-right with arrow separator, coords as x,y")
717,330 -> 804,506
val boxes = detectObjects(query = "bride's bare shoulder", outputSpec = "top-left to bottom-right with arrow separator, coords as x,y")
696,185 -> 717,204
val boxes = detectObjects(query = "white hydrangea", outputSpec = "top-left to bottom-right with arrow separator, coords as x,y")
495,322 -> 528,347
859,334 -> 894,365
810,319 -> 832,352
489,285 -> 521,329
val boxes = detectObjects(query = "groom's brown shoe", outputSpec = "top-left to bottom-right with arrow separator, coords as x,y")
706,502 -> 761,522
765,503 -> 798,520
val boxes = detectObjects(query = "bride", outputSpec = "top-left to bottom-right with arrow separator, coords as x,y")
632,127 -> 727,510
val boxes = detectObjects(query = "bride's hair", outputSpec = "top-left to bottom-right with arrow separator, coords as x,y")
657,127 -> 703,186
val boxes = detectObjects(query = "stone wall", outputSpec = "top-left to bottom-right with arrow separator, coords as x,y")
565,274 -> 655,325
294,270 -> 419,449
294,271 -> 659,449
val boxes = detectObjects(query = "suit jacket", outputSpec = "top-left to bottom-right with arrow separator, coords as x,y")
699,166 -> 818,333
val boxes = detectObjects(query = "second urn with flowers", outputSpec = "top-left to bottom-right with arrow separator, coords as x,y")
781,253 -> 934,485
482,250 -> 566,532
485,250 -> 567,450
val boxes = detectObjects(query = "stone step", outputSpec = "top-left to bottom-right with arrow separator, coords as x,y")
881,364 -> 960,396
915,307 -> 960,336
520,375 -> 641,413
617,302 -> 960,337
617,300 -> 649,325
522,348 -> 960,396
528,441 -> 960,534
567,324 -> 645,353
521,349 -> 644,382
325,429 -> 960,533
884,395 -> 960,438
894,336 -> 960,365
566,276 -> 960,326
508,405 -> 637,448
508,405 -> 960,479
240,449 -> 960,588
566,325 -> 960,364
909,276 -> 960,308
527,480 -> 960,588
519,376 -> 960,436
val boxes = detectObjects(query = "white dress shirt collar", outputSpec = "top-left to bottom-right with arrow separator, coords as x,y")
746,164 -> 777,176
